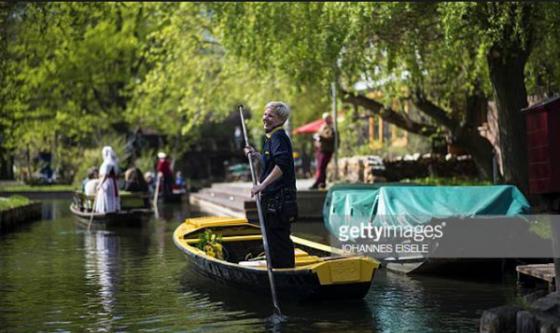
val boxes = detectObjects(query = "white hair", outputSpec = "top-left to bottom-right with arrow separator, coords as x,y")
265,101 -> 291,122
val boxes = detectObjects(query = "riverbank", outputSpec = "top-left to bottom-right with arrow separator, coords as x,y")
0,182 -> 75,200
0,196 -> 42,233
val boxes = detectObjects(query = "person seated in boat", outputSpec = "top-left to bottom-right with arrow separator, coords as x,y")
156,152 -> 174,198
83,167 -> 99,211
173,171 -> 186,193
123,167 -> 149,193
94,146 -> 121,213
244,101 -> 298,269
81,167 -> 98,192
144,171 -> 156,195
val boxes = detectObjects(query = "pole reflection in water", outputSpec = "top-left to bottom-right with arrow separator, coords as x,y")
84,229 -> 120,332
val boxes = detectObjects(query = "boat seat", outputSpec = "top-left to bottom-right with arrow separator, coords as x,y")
238,248 -> 321,267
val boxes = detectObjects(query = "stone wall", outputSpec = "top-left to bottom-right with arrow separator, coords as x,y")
327,154 -> 479,183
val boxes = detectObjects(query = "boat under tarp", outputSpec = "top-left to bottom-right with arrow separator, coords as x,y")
323,184 -> 544,275
324,184 -> 530,230
173,216 -> 380,301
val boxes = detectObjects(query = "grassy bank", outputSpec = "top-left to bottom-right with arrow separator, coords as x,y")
0,184 -> 75,192
0,195 -> 32,210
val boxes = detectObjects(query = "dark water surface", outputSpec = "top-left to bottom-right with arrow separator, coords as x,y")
0,200 -> 521,332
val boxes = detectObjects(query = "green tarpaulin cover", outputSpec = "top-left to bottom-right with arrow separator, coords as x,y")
324,184 -> 530,237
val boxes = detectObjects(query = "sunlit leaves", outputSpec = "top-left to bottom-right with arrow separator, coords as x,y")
2,2 -> 158,158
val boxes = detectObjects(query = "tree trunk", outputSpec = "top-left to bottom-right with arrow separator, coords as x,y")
455,129 -> 494,180
487,47 -> 529,193
454,92 -> 495,181
0,152 -> 14,179
413,89 -> 495,180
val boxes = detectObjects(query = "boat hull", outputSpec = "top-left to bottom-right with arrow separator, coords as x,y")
173,217 -> 378,302
69,204 -> 152,225
182,247 -> 373,301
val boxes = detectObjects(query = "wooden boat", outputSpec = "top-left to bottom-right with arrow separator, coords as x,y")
173,216 -> 380,301
70,191 -> 153,225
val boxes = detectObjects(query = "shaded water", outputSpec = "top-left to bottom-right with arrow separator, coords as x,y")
0,199 -> 522,332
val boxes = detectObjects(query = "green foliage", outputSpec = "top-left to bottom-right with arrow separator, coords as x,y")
211,3 -> 560,126
3,3 -> 152,147
134,148 -> 157,175
71,134 -> 127,187
2,3 -> 158,182
197,229 -> 224,259
401,176 -> 492,186
3,2 -> 560,185
0,195 -> 31,210
127,2 -> 331,147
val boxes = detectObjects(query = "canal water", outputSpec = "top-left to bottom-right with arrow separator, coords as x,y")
0,199 -> 522,332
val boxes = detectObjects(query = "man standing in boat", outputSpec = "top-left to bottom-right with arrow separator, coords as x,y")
245,101 -> 298,269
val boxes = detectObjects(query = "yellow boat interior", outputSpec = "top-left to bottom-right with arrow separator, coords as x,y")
174,216 -> 380,285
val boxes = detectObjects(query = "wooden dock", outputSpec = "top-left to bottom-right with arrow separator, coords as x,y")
189,180 -> 327,222
516,263 -> 556,291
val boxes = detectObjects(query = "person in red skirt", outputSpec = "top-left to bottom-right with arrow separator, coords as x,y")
309,113 -> 334,190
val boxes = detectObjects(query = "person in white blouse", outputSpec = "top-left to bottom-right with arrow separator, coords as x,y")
94,146 -> 121,213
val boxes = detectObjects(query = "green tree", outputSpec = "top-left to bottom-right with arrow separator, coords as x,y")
127,3 -> 331,154
1,2 -> 156,179
211,2 -> 560,192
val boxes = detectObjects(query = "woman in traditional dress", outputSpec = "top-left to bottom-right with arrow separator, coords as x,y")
94,146 -> 121,213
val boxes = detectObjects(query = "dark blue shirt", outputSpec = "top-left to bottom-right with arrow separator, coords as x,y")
260,127 -> 296,196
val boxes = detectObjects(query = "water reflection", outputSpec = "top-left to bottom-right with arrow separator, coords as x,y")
157,201 -> 191,223
84,229 -> 120,332
179,266 -> 377,333
370,271 -> 432,333
41,200 -> 55,220
0,199 -> 523,333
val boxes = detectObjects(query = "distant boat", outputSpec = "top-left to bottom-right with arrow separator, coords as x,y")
173,216 -> 380,301
158,189 -> 186,203
70,191 -> 153,225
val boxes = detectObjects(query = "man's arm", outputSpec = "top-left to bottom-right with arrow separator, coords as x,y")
251,165 -> 283,197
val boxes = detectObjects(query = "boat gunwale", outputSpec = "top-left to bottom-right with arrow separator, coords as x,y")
173,218 -> 379,273
70,203 -> 152,217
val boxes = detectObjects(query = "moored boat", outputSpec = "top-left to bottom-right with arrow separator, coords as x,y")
70,191 -> 153,225
324,184 -> 541,276
173,216 -> 380,301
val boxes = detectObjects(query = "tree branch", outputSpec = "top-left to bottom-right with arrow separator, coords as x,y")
411,89 -> 458,131
339,88 -> 438,137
